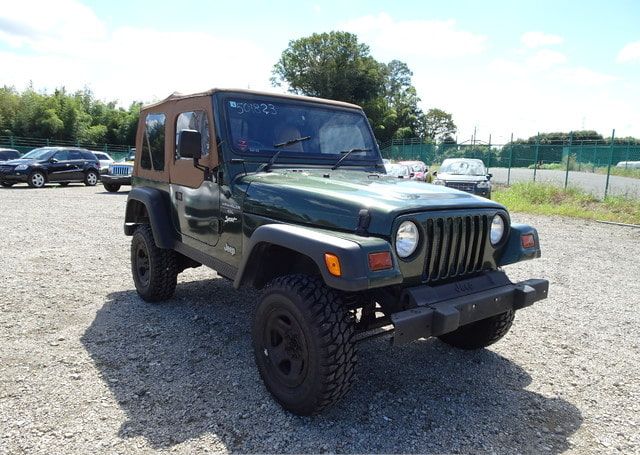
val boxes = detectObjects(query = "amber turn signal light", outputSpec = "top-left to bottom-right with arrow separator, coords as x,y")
324,253 -> 342,277
521,233 -> 536,249
368,251 -> 393,271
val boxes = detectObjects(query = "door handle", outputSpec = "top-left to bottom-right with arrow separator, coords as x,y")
175,192 -> 183,201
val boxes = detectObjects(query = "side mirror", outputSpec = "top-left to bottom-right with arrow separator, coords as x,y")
178,129 -> 202,162
50,158 -> 58,163
410,172 -> 415,178
487,173 -> 493,180
432,170 -> 437,176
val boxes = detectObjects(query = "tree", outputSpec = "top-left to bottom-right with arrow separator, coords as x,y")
272,31 -> 386,104
419,108 -> 457,142
272,32 -> 424,142
0,85 -> 141,145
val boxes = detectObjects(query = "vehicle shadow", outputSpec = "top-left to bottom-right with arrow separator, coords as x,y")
97,190 -> 130,195
82,279 -> 582,453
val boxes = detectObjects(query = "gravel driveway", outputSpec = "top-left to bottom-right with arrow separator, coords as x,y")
1,185 -> 639,454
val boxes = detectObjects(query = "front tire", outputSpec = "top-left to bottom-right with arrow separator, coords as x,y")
130,225 -> 178,302
84,170 -> 99,186
438,310 -> 515,350
252,274 -> 357,415
27,171 -> 46,188
103,182 -> 121,192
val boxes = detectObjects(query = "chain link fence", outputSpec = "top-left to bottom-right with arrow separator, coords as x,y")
380,133 -> 640,199
0,135 -> 133,161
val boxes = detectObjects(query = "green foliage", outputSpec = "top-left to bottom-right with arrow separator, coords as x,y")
272,31 -> 442,143
0,85 -> 140,145
493,182 -> 640,224
419,108 -> 457,142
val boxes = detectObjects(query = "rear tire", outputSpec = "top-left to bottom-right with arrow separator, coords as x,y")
130,225 -> 178,302
103,182 -> 121,192
1,181 -> 13,187
84,170 -> 99,186
438,310 -> 515,350
27,171 -> 46,188
252,274 -> 357,415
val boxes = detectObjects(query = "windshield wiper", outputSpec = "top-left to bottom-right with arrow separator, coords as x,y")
331,148 -> 371,170
257,151 -> 282,173
273,136 -> 311,148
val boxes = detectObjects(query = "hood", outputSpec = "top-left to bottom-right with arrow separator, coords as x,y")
435,173 -> 488,182
3,158 -> 40,166
240,169 -> 503,235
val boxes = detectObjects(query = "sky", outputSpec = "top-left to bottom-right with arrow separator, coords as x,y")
1,0 -> 639,143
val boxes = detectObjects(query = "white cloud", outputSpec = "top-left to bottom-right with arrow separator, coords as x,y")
340,13 -> 487,59
526,49 -> 567,70
521,31 -> 563,48
617,41 -> 640,63
0,1 -> 275,106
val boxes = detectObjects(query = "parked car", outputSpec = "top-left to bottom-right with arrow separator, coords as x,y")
384,162 -> 412,178
0,147 -> 100,188
0,148 -> 21,161
101,150 -> 135,192
399,160 -> 429,181
92,151 -> 115,174
432,158 -> 492,198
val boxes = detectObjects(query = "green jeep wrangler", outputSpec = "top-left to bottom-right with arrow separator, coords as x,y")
124,89 -> 548,415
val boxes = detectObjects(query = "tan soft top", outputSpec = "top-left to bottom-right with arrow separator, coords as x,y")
141,88 -> 361,113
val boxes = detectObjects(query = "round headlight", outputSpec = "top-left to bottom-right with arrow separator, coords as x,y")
490,214 -> 506,245
396,221 -> 419,258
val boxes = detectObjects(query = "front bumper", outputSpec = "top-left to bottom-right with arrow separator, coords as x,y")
390,271 -> 548,345
0,169 -> 29,183
101,175 -> 131,185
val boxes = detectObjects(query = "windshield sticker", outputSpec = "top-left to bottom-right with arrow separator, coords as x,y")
230,101 -> 277,116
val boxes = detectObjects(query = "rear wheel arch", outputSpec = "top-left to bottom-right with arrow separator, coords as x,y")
124,187 -> 175,248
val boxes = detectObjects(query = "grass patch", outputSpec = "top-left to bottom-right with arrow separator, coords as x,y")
493,182 -> 640,225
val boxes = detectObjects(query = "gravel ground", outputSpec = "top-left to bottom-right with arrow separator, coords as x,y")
490,167 -> 640,199
1,184 -> 639,454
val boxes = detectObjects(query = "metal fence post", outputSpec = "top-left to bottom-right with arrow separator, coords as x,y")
533,133 -> 540,182
564,131 -> 573,189
507,133 -> 513,186
10,136 -> 15,147
626,141 -> 630,169
604,129 -> 615,198
487,134 -> 492,170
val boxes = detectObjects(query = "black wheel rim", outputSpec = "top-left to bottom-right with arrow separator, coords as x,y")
135,243 -> 150,287
263,308 -> 309,388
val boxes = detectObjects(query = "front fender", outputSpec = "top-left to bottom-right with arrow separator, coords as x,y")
498,223 -> 542,266
234,224 -> 403,292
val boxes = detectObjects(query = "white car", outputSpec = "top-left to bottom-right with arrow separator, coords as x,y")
92,151 -> 115,174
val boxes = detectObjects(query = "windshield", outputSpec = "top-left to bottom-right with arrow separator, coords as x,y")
439,160 -> 486,176
21,148 -> 57,160
385,163 -> 410,177
223,96 -> 378,164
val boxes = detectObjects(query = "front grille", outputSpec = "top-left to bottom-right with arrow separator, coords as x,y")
110,165 -> 132,176
423,214 -> 489,282
0,165 -> 13,175
445,181 -> 476,193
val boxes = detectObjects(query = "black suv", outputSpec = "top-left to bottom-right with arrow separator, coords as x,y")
0,147 -> 101,188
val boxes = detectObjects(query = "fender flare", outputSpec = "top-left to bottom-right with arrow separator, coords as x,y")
234,224 -> 402,292
124,187 -> 176,249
